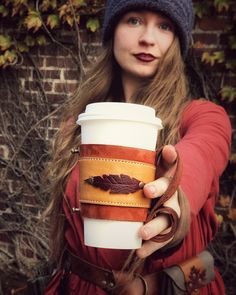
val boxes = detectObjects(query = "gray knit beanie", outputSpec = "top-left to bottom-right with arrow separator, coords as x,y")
102,0 -> 194,57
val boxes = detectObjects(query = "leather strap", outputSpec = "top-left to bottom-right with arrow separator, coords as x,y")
65,249 -> 116,292
149,207 -> 179,243
65,249 -> 157,294
146,148 -> 183,243
135,274 -> 148,295
79,157 -> 155,207
81,203 -> 148,222
80,144 -> 156,164
64,249 -> 210,295
79,144 -> 183,243
152,148 -> 182,210
79,144 -> 156,222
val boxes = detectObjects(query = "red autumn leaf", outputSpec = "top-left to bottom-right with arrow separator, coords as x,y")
85,174 -> 144,194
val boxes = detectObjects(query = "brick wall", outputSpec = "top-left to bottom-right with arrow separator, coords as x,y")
0,9 -> 236,294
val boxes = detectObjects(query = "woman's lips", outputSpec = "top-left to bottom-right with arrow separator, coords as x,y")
134,53 -> 156,62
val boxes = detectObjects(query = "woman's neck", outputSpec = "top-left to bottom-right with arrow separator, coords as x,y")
122,73 -> 143,102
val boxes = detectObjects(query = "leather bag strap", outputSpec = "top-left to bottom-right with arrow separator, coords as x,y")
65,249 -> 116,292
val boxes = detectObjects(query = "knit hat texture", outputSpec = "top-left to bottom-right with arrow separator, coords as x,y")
102,0 -> 194,56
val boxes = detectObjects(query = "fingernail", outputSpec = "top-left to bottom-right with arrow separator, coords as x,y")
142,227 -> 150,239
147,185 -> 156,195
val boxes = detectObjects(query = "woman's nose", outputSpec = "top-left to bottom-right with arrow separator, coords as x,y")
138,27 -> 156,46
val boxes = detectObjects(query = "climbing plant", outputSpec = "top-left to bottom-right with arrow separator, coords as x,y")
0,0 -> 235,100
0,0 -> 105,66
194,0 -> 236,102
0,1 -> 235,294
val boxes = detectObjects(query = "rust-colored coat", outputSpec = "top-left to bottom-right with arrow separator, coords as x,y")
45,100 -> 232,295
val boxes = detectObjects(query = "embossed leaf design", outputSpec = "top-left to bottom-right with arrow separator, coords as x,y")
85,174 -> 144,194
186,266 -> 206,293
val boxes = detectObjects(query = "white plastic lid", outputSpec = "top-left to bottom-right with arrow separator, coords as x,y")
77,102 -> 162,128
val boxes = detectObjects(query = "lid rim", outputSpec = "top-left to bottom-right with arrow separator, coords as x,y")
77,116 -> 163,128
77,102 -> 163,128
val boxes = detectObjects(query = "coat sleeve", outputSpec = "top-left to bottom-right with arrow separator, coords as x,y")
175,100 -> 232,216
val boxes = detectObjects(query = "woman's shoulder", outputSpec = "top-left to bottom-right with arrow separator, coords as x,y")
180,98 -> 232,136
182,98 -> 230,123
184,98 -> 225,113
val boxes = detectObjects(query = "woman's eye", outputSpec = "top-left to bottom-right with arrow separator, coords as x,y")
159,23 -> 173,31
127,17 -> 142,26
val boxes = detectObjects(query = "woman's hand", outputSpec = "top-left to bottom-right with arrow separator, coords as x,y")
136,145 -> 180,258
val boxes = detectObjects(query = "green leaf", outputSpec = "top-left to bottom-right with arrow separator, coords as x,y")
65,14 -> 74,27
36,35 -> 47,46
11,0 -> 28,16
221,86 -> 236,102
229,36 -> 236,50
194,2 -> 211,18
86,17 -> 100,32
201,51 -> 225,66
58,4 -> 68,18
0,5 -> 9,17
17,41 -> 29,53
0,34 -> 12,51
24,11 -> 43,32
226,59 -> 236,70
47,14 -> 60,29
213,51 -> 225,63
4,49 -> 17,63
201,52 -> 212,65
14,0 -> 28,4
24,35 -> 35,47
40,0 -> 57,11
0,54 -> 6,67
71,0 -> 86,7
214,0 -> 230,12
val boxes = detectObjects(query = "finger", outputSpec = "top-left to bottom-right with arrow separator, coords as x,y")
143,177 -> 170,199
164,192 -> 180,217
136,237 -> 172,259
139,214 -> 170,240
156,145 -> 178,178
162,145 -> 178,167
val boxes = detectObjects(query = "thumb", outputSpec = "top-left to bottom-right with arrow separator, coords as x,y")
156,145 -> 178,178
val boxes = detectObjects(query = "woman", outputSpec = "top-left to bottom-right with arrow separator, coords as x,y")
44,0 -> 232,294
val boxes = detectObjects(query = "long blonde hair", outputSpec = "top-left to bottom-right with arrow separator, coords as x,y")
44,36 -> 190,262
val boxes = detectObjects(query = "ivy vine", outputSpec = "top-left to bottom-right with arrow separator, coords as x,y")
0,0 -> 105,66
193,0 -> 236,102
0,0 -> 235,101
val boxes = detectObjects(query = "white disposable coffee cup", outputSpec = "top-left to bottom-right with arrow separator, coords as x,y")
77,102 -> 163,249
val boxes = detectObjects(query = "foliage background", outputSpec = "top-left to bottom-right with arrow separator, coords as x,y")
0,0 -> 235,294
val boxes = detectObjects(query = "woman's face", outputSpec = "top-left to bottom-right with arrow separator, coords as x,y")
113,10 -> 175,81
